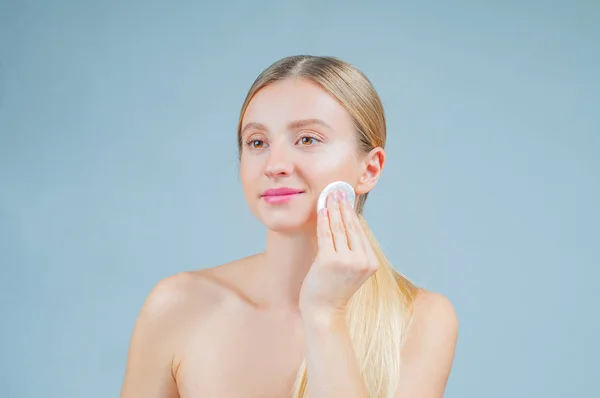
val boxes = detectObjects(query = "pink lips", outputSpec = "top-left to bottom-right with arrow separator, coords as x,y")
261,187 -> 305,204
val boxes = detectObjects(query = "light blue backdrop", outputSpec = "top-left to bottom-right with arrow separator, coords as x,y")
1,1 -> 598,397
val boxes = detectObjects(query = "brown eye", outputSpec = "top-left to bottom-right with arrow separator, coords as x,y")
300,137 -> 315,145
250,140 -> 264,148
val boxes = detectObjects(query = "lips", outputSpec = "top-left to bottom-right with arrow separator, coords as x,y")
261,187 -> 305,204
261,187 -> 305,197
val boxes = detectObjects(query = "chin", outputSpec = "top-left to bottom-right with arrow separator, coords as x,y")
256,209 -> 317,234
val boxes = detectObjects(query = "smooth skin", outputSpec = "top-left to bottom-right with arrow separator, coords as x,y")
120,78 -> 458,398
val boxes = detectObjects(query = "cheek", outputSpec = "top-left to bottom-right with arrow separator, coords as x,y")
303,146 -> 360,180
239,157 -> 260,189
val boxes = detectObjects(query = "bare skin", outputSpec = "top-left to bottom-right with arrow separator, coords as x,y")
121,255 -> 307,398
120,76 -> 458,397
175,257 -> 306,398
120,255 -> 456,398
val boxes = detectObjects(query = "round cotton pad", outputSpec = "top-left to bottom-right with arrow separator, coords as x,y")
317,181 -> 356,212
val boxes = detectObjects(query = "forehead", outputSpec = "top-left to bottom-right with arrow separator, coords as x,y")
242,78 -> 355,132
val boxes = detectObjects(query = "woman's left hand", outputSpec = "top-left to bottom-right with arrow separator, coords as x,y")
299,190 -> 379,318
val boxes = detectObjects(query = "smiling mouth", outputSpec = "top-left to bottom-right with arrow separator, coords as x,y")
261,191 -> 304,204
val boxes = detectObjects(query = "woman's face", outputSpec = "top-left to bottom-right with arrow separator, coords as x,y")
239,78 -> 381,233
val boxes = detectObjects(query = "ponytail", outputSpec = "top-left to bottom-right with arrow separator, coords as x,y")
290,215 -> 418,398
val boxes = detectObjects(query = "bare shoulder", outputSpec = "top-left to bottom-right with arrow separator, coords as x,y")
395,288 -> 459,397
140,258 -> 254,321
126,270 -> 229,361
410,288 -> 459,333
140,253 -> 260,323
404,288 -> 459,353
120,259 -> 256,398
138,271 -> 220,324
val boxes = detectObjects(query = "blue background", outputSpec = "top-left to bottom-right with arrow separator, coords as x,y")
1,1 -> 598,397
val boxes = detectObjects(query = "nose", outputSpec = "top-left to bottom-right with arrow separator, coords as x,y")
264,138 -> 295,178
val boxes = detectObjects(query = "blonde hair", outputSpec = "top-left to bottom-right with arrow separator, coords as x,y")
236,55 -> 419,398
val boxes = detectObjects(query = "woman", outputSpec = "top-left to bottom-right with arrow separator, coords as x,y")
120,55 -> 458,398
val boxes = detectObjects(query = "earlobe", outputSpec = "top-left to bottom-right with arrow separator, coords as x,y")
355,173 -> 378,195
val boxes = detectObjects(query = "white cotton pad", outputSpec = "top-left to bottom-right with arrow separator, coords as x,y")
317,181 -> 356,212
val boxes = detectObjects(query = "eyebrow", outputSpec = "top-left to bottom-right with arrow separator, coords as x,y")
240,118 -> 333,136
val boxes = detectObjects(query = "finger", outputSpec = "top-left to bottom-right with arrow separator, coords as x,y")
327,191 -> 349,252
316,207 -> 335,254
357,217 -> 379,268
339,191 -> 363,252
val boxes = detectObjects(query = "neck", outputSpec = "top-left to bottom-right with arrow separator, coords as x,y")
251,225 -> 318,311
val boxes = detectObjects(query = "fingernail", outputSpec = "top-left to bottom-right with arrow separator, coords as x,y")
326,193 -> 333,205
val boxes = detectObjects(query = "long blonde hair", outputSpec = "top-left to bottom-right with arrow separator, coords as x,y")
236,55 -> 419,398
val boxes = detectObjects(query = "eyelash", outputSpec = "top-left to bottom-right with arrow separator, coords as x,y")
245,133 -> 322,149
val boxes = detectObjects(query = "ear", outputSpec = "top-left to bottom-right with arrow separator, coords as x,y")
355,147 -> 385,195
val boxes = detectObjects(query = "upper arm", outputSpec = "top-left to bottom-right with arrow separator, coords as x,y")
395,290 -> 459,398
120,273 -> 194,398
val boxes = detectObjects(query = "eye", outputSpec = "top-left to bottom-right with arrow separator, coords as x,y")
245,137 -> 268,149
297,135 -> 320,146
250,139 -> 264,148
